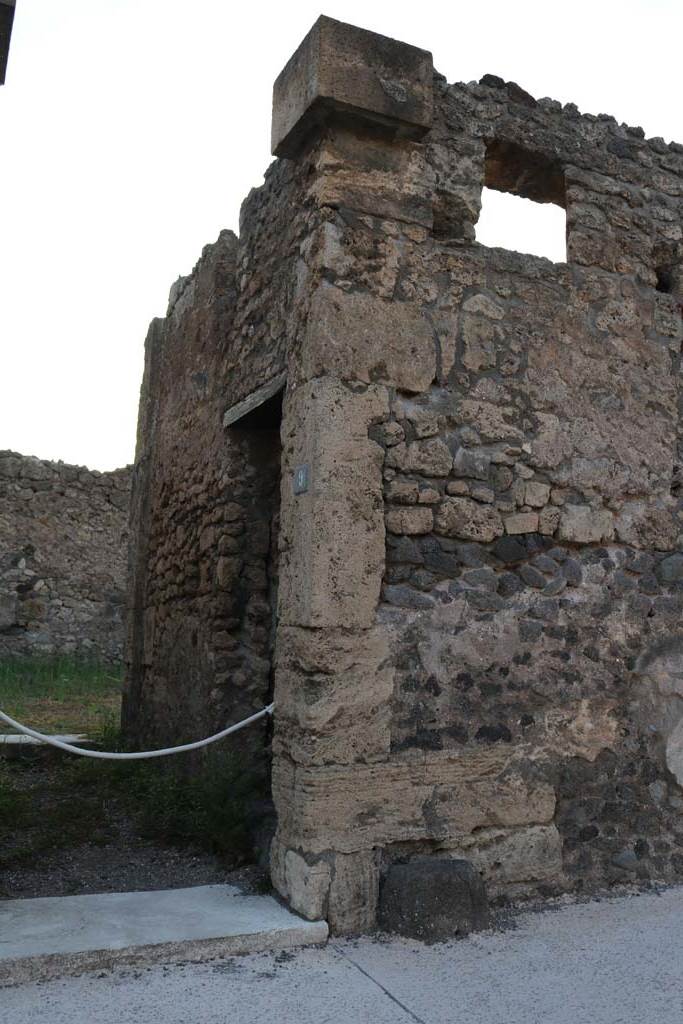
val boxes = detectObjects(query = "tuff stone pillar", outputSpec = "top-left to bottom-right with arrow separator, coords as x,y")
269,19 -> 436,933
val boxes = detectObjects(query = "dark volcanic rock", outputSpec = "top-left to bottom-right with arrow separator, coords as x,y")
378,857 -> 490,941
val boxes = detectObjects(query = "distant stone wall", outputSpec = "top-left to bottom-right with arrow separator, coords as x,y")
0,452 -> 131,662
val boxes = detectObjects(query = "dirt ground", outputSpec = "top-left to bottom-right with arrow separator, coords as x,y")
0,751 -> 269,900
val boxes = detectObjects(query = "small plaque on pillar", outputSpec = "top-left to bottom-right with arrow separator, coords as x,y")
293,463 -> 310,495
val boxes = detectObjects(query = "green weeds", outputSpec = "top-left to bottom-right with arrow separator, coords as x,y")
0,659 -> 263,875
0,656 -> 123,734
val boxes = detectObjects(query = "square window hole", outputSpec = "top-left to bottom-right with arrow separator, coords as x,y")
476,188 -> 567,262
476,140 -> 567,263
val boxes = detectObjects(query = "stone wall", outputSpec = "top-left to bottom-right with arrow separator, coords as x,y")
0,452 -> 131,662
122,158 -> 315,753
126,16 -> 683,932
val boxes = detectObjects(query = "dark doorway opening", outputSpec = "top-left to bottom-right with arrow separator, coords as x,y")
224,385 -> 284,769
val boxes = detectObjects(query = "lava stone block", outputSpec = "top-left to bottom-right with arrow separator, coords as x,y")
378,857 -> 490,942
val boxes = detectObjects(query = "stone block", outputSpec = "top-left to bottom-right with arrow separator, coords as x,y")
328,850 -> 380,934
385,507 -> 433,535
378,858 -> 490,941
309,128 -> 434,227
409,411 -> 440,438
273,625 -> 393,765
446,479 -> 470,496
272,748 -> 556,855
541,700 -> 619,763
471,485 -> 494,503
558,505 -> 614,544
386,479 -> 419,504
304,283 -> 436,393
381,421 -> 405,447
444,825 -> 564,897
658,554 -> 683,583
428,139 -> 485,238
272,16 -> 433,158
216,556 -> 241,589
284,849 -> 331,921
278,378 -> 389,630
504,512 -> 539,535
461,315 -> 500,372
0,592 -> 17,631
387,439 -> 452,476
435,497 -> 504,542
524,481 -> 551,508
383,584 -> 434,610
418,486 -> 441,504
453,448 -> 490,480
539,505 -> 561,536
615,500 -> 678,552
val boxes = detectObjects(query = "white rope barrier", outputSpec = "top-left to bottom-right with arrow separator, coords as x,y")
0,704 -> 274,760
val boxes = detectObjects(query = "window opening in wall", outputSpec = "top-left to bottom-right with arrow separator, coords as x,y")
476,140 -> 567,263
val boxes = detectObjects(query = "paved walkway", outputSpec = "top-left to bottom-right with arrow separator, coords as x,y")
5,886 -> 683,1023
0,884 -> 327,985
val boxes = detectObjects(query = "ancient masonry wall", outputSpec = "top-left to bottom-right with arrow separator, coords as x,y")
0,452 -> 131,662
125,17 -> 683,932
122,162 -> 317,753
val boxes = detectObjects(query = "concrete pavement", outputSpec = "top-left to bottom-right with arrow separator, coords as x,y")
4,886 -> 682,1023
0,884 -> 327,985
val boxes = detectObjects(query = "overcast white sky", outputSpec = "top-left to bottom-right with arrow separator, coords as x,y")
1,0 -> 681,470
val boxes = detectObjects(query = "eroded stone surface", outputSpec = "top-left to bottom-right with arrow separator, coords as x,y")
271,16 -> 433,159
278,379 -> 388,630
304,284 -> 437,393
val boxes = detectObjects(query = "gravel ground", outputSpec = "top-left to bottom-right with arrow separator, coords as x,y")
5,886 -> 683,1024
2,837 -> 266,900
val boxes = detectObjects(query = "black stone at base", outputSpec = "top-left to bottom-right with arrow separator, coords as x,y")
378,857 -> 490,942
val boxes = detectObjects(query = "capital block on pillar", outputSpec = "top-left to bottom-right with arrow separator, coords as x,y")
272,16 -> 433,159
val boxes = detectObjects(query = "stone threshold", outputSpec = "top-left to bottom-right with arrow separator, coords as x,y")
0,733 -> 94,758
0,733 -> 90,745
0,884 -> 328,986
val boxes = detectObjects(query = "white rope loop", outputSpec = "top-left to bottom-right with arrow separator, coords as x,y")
0,704 -> 274,760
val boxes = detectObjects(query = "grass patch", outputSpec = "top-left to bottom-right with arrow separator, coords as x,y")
0,664 -> 264,879
133,753 -> 261,859
0,656 -> 123,734
65,721 -> 263,860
